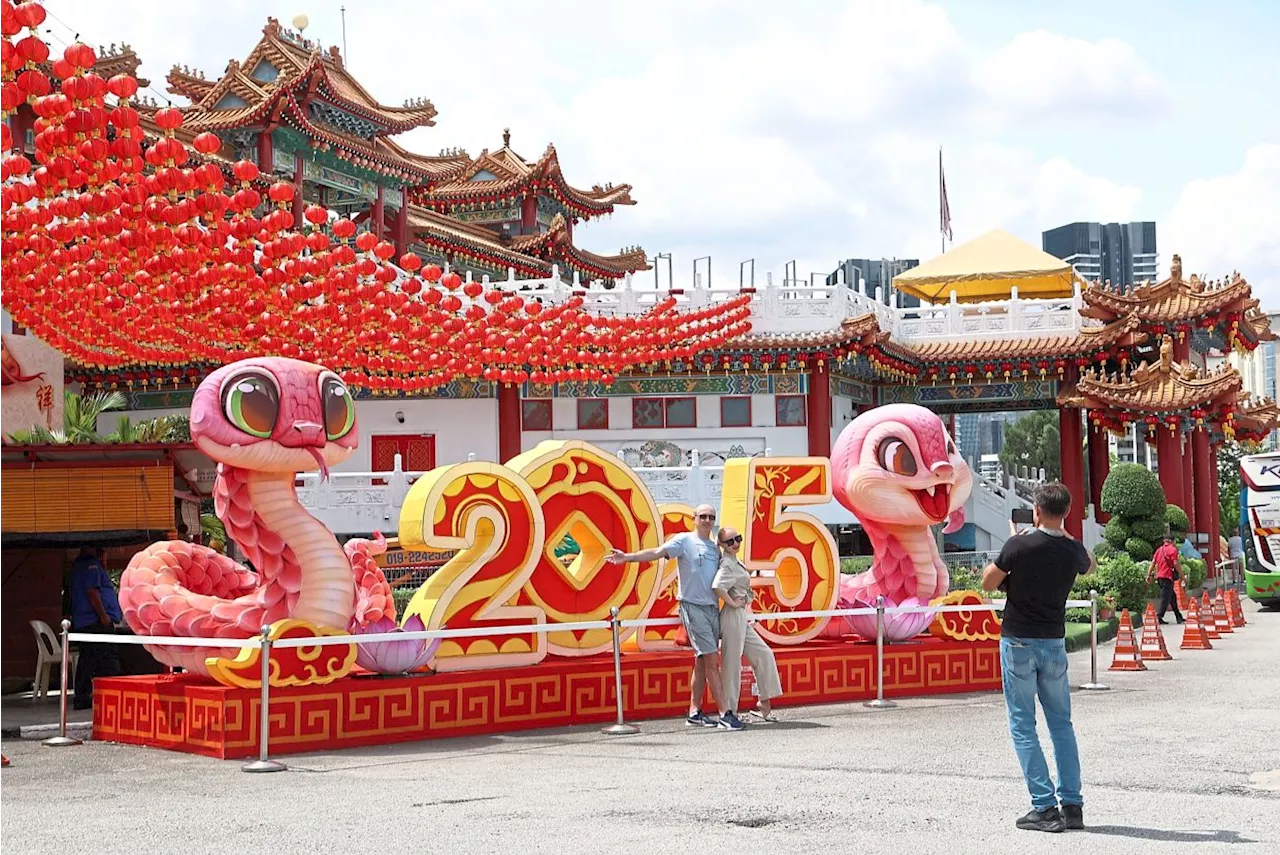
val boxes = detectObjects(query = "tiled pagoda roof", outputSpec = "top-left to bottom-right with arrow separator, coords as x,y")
415,133 -> 635,219
1081,254 -> 1258,326
169,18 -> 437,135
1058,335 -> 1242,415
1234,397 -> 1280,441
905,315 -> 1146,363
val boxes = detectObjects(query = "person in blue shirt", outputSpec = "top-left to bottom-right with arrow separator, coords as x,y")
606,503 -> 743,731
68,546 -> 122,709
1179,537 -> 1199,560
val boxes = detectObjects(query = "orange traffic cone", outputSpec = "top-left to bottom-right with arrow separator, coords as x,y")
1,754 -> 9,767
1180,599 -> 1214,650
1174,579 -> 1190,612
1212,591 -> 1233,634
1200,592 -> 1220,639
1109,609 -> 1147,671
1139,603 -> 1172,661
1227,588 -> 1247,627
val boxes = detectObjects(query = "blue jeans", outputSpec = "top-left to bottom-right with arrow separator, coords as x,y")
1000,636 -> 1083,811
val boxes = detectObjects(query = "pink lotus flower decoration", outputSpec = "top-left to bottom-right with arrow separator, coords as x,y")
844,597 -> 938,642
353,615 -> 441,675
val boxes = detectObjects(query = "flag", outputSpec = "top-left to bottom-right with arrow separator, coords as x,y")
939,148 -> 953,243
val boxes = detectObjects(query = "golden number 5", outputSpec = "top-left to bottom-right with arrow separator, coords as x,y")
720,457 -> 839,644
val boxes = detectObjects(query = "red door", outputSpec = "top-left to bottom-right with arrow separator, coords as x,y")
370,434 -> 436,480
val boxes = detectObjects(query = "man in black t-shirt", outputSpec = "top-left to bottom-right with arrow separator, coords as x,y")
982,482 -> 1095,833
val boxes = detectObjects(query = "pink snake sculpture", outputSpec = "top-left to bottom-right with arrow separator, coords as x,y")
830,404 -> 973,639
119,358 -> 395,676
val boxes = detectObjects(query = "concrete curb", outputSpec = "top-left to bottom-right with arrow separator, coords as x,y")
6,721 -> 93,741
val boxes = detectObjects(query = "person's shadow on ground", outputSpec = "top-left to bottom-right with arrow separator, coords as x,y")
1084,826 -> 1256,844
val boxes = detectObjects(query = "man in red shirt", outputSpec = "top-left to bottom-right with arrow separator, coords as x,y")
1148,535 -> 1184,624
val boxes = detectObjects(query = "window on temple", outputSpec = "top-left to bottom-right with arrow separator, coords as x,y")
666,397 -> 696,428
776,395 -> 807,427
577,399 -> 609,430
521,399 -> 553,431
721,396 -> 752,428
632,397 -> 697,429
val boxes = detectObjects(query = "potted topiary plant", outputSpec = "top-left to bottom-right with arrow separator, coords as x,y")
1098,593 -> 1117,621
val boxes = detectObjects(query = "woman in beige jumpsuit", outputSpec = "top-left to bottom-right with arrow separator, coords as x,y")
714,528 -> 783,721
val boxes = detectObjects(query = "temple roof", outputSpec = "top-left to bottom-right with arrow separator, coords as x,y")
509,214 -> 649,277
1081,254 -> 1259,326
416,132 -> 635,218
1234,397 -> 1280,441
169,18 -> 437,136
906,315 -> 1146,364
405,206 -> 552,278
1058,335 -> 1242,414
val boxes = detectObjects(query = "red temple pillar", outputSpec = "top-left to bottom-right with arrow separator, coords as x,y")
1156,424 -> 1183,514
1181,433 -> 1195,531
394,186 -> 409,256
1059,406 -> 1084,539
497,383 -> 521,464
1086,416 -> 1110,523
1191,426 -> 1213,561
292,153 -> 304,229
521,195 -> 537,234
372,185 -> 385,240
257,130 -> 273,173
807,358 -> 831,458
1209,442 -> 1222,576
1172,333 -> 1191,364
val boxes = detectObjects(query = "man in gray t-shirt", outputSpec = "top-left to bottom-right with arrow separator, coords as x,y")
607,503 -> 741,730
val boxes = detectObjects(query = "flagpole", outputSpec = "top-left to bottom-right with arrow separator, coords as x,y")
939,148 -> 945,255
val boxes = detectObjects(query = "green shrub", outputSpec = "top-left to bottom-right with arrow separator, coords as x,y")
1103,518 -> 1132,549
1071,572 -> 1104,600
1124,536 -> 1154,561
1096,553 -> 1153,612
841,556 -> 873,575
392,587 -> 417,616
1100,464 -> 1167,518
947,565 -> 982,592
1165,504 -> 1189,539
1131,517 -> 1167,543
1180,556 -> 1207,590
1093,542 -> 1118,561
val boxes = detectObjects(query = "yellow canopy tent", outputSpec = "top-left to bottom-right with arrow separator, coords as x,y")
892,229 -> 1079,303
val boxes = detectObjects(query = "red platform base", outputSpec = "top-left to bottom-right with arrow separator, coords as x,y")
92,637 -> 999,759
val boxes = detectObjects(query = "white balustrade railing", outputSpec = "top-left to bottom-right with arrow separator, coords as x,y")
422,264 -> 1092,346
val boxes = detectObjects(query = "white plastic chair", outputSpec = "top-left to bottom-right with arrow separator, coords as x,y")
30,620 -> 77,701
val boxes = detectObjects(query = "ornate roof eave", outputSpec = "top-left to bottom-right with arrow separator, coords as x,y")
1233,397 -> 1280,441
418,141 -> 634,217
40,44 -> 149,88
404,206 -> 553,277
1057,334 -> 1243,415
1080,253 -> 1256,326
908,315 -> 1147,366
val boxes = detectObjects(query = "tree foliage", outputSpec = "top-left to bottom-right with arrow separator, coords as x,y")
998,410 -> 1061,480
1216,440 -> 1260,537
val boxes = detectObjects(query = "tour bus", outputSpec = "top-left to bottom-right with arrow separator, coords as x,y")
1239,451 -> 1280,607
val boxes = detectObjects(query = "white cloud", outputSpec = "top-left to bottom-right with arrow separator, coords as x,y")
974,30 -> 1171,124
1163,144 -> 1280,305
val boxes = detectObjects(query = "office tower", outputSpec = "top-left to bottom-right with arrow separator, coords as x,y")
827,258 -> 921,308
1042,222 -> 1157,290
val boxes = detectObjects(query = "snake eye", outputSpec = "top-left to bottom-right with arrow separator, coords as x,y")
876,437 -> 918,477
222,370 -> 279,439
320,372 -> 355,441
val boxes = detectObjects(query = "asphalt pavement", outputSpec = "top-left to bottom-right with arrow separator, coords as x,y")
2,602 -> 1277,855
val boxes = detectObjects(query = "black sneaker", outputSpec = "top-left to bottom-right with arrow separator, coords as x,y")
685,711 -> 708,727
1016,807 -> 1065,833
717,711 -> 746,731
1157,618 -> 1169,625
1061,804 -> 1084,830
1176,616 -> 1186,624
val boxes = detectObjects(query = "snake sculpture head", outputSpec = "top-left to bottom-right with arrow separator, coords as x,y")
828,404 -> 973,638
121,357 -> 397,678
191,357 -> 359,480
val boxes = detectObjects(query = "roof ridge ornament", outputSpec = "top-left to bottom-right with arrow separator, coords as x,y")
502,127 -> 511,147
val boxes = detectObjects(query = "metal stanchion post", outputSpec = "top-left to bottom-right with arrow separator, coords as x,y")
601,607 -> 639,735
243,626 -> 287,772
864,596 -> 897,709
1080,589 -> 1110,691
43,619 -> 83,747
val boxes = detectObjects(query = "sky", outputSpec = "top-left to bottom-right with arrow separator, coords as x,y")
44,0 -> 1280,301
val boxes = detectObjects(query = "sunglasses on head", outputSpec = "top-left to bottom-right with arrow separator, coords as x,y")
697,513 -> 716,521
720,535 -> 742,546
